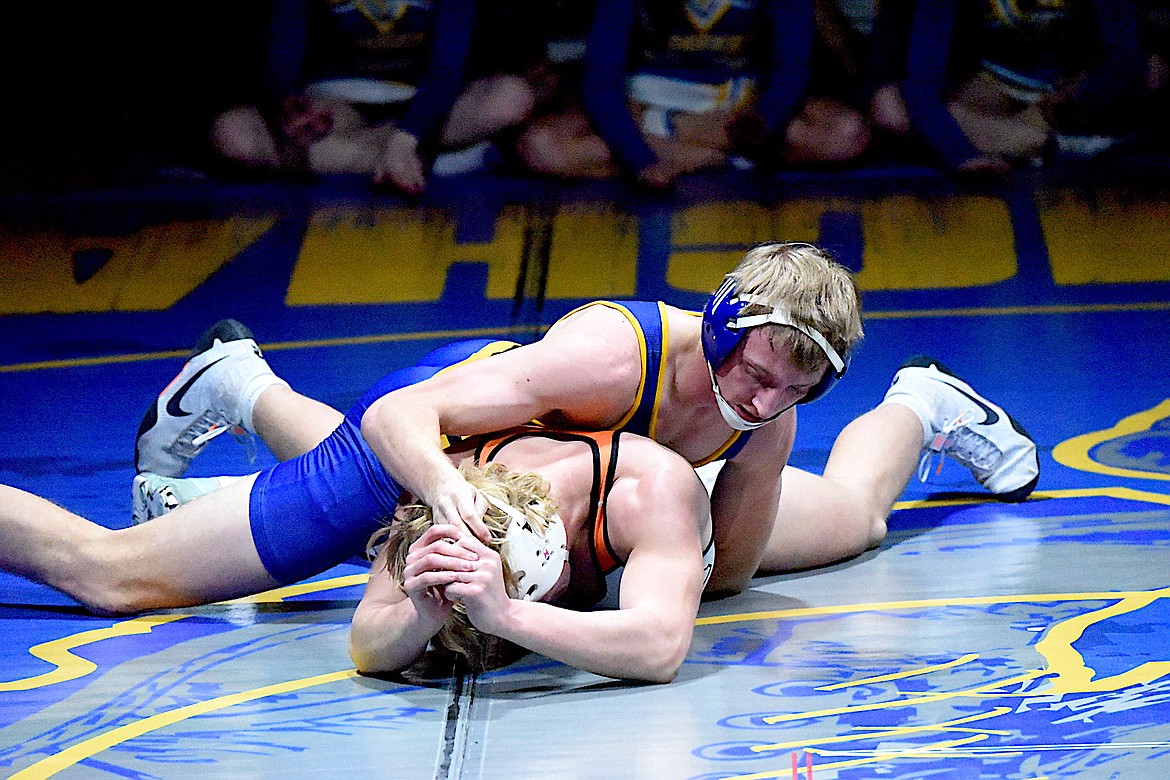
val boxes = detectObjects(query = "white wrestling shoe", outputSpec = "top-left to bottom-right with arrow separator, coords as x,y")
132,473 -> 245,524
134,319 -> 283,477
883,355 -> 1040,501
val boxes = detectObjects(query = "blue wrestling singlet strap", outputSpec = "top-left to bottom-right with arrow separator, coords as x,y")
561,301 -> 667,439
695,425 -> 749,466
557,301 -> 748,465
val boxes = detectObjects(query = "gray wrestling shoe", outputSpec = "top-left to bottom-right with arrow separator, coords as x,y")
134,319 -> 274,477
884,356 -> 1040,501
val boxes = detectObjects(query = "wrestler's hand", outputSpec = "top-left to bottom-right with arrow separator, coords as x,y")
374,129 -> 427,194
440,534 -> 513,634
401,524 -> 479,625
429,476 -> 492,543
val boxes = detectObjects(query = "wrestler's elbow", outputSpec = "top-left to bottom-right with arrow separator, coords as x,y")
633,630 -> 690,683
703,566 -> 751,598
348,635 -> 412,677
864,512 -> 889,550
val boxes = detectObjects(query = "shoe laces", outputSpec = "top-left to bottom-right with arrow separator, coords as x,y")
173,410 -> 256,466
172,409 -> 234,455
151,484 -> 181,514
918,411 -> 1000,483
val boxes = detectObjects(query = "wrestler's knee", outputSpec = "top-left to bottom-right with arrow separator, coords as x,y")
484,75 -> 537,127
453,76 -> 536,141
516,122 -> 568,174
59,536 -> 149,614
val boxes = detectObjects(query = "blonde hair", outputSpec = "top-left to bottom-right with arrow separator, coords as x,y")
728,242 -> 864,372
369,462 -> 560,672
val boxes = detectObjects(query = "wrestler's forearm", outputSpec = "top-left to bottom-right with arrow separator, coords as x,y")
707,460 -> 779,594
361,393 -> 460,507
706,421 -> 790,594
349,598 -> 444,675
483,600 -> 692,683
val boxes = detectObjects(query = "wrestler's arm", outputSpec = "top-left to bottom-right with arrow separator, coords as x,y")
361,307 -> 644,531
454,457 -> 711,682
704,408 -> 793,595
349,525 -> 479,674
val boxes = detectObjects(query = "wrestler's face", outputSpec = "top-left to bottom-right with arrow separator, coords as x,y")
713,328 -> 826,423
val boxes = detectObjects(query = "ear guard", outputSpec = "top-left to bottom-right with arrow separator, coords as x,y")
701,275 -> 848,405
481,492 -> 568,602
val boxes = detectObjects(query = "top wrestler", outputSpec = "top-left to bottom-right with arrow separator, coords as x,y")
135,241 -> 1039,595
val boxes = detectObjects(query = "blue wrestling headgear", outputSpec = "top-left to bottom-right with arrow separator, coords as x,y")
702,275 -> 848,409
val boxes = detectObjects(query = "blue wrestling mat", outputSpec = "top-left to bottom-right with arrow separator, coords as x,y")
2,162 -> 1169,778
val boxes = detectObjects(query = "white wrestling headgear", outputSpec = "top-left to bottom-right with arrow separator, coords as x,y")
481,492 -> 569,602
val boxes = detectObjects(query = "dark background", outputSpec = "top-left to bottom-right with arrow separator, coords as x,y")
0,3 -> 269,193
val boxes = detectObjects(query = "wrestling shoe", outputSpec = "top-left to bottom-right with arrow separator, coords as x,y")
135,319 -> 279,477
132,473 -> 245,524
883,356 -> 1039,501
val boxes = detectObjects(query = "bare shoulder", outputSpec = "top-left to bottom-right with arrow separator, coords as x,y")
534,302 -> 649,380
610,434 -> 711,541
546,303 -> 646,350
617,433 -> 697,482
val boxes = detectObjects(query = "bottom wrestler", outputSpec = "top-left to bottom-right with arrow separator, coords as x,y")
0,330 -> 712,683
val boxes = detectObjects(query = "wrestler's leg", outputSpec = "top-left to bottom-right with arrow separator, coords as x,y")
439,75 -> 536,148
515,107 -> 622,179
760,404 -> 922,572
761,358 -> 1038,573
0,476 -> 274,615
252,385 -> 344,461
176,338 -> 510,464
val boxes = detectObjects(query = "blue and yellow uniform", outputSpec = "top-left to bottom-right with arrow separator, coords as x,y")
561,301 -> 752,465
900,0 -> 1147,168
581,0 -> 816,172
260,0 -> 480,148
249,303 -> 733,584
249,339 -> 505,584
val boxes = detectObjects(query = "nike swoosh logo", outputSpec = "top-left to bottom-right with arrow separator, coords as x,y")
929,377 -> 1000,425
165,358 -> 227,418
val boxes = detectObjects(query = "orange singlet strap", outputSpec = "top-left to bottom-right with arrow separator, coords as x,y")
474,427 -> 623,575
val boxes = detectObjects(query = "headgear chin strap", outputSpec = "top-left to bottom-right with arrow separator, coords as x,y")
481,492 -> 568,602
702,275 -> 848,409
708,362 -> 778,430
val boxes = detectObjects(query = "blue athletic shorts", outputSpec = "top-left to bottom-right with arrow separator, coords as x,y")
248,338 -> 509,584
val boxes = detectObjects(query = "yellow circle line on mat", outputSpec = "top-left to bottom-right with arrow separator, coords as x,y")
0,574 -> 370,692
9,669 -> 359,779
6,487 -> 1168,774
0,325 -> 540,373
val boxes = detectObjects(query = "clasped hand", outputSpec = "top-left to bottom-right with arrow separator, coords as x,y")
401,524 -> 513,633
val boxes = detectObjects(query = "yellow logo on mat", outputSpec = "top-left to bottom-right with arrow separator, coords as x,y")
1053,400 -> 1170,482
